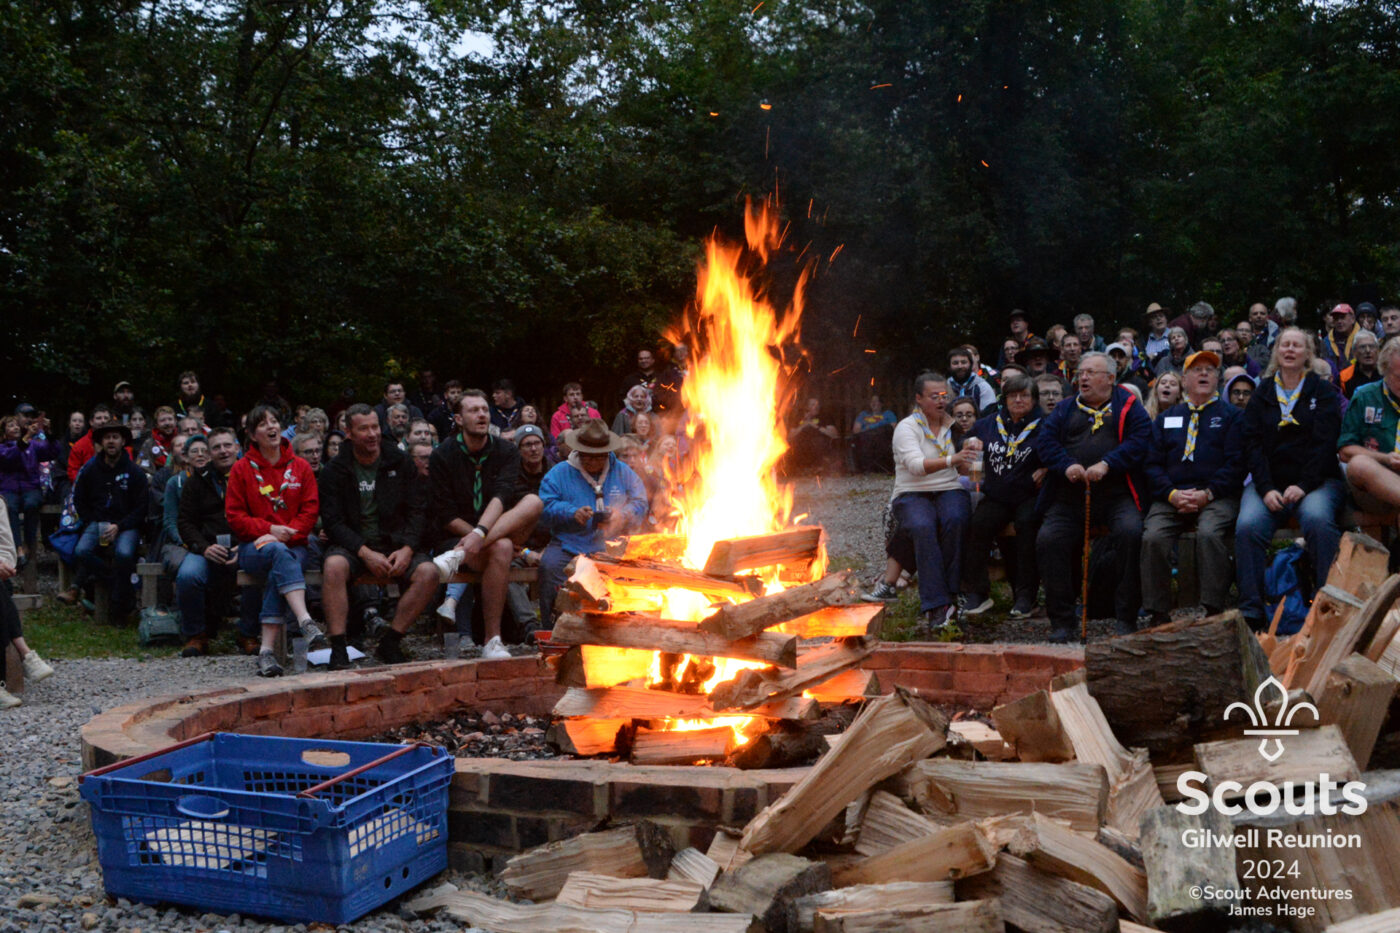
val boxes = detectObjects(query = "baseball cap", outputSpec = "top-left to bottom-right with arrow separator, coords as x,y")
1184,349 -> 1221,370
113,380 -> 133,393
1330,304 -> 1354,317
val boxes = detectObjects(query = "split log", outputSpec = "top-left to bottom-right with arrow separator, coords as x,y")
592,555 -> 763,601
802,669 -> 879,704
778,604 -> 885,639
1139,805 -> 1237,932
703,526 -> 824,577
739,687 -> 947,855
830,821 -> 996,887
956,852 -> 1119,933
1364,607 -> 1400,663
500,822 -> 675,901
1326,531 -> 1391,598
1050,681 -> 1165,838
1194,723 -> 1359,791
1085,612 -> 1272,762
948,719 -> 1014,760
706,853 -> 831,933
567,555 -> 613,604
548,718 -> 628,756
1234,769 -> 1400,932
894,759 -> 1108,833
699,572 -> 862,641
1094,824 -> 1144,870
787,882 -> 953,933
709,639 -> 874,711
728,729 -> 828,771
1316,654 -> 1398,769
706,830 -> 752,873
630,726 -> 734,765
811,899 -> 1000,933
555,871 -> 705,913
553,611 -> 798,668
667,848 -> 721,889
991,690 -> 1076,763
852,790 -> 943,856
553,686 -> 814,721
1286,581 -> 1392,697
405,887 -> 753,933
555,644 -> 654,688
1008,811 -> 1149,920
605,534 -> 687,563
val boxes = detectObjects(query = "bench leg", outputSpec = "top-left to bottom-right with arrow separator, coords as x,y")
1176,540 -> 1199,609
140,572 -> 158,610
93,581 -> 111,627
5,643 -> 22,695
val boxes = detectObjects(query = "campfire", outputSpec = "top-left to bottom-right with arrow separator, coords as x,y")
545,199 -> 884,766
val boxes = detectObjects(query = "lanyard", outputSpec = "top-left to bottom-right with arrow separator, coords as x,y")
1182,394 -> 1218,462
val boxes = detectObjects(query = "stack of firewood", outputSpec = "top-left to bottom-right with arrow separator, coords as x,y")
407,530 -> 1400,932
544,528 -> 889,766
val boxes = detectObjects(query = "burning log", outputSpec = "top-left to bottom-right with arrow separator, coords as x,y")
702,526 -> 824,577
786,882 -> 954,933
547,718 -> 629,757
893,760 -> 1108,833
706,853 -> 832,933
591,555 -> 763,601
555,644 -> 654,688
552,611 -> 798,668
698,571 -> 861,641
555,871 -> 705,912
830,822 -> 996,887
739,687 -> 947,856
727,727 -> 830,771
554,686 -> 817,722
709,638 -> 875,711
1006,812 -> 1149,921
803,669 -> 879,704
778,604 -> 884,639
811,899 -> 1001,933
955,853 -> 1120,933
499,822 -> 675,901
605,534 -> 688,563
630,726 -> 735,765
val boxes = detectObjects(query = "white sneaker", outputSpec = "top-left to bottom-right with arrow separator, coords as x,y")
435,598 -> 458,622
481,636 -> 511,660
433,548 -> 465,583
0,686 -> 20,709
22,651 -> 54,684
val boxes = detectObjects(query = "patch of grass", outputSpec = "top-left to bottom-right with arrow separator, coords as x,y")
827,552 -> 868,573
879,589 -> 922,641
23,601 -> 181,659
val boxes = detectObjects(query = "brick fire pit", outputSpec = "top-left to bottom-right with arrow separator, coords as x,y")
81,643 -> 1082,872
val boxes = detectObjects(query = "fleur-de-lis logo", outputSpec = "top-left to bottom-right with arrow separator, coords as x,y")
1224,675 -> 1320,762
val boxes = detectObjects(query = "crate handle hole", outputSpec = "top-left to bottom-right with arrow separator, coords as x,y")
175,794 -> 230,820
384,876 -> 393,889
301,749 -> 352,767
402,866 -> 410,879
139,768 -> 172,783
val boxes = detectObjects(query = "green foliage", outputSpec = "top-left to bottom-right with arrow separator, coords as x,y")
3,0 -> 1400,412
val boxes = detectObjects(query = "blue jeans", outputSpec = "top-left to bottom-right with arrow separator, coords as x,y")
74,522 -> 140,611
237,541 -> 309,625
2,489 -> 41,553
887,490 -> 971,613
538,542 -> 577,628
1235,479 -> 1344,627
175,552 -> 257,638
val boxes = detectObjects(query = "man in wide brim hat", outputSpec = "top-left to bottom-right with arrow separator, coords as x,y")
561,419 -> 625,454
90,422 -> 134,447
1014,337 -> 1055,377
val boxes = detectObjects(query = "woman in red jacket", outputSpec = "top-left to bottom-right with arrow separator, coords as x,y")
226,405 -> 321,676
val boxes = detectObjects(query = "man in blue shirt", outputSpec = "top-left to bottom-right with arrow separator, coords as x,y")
536,420 -> 648,627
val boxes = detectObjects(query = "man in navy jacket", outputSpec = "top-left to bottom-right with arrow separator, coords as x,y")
73,423 -> 149,619
1034,352 -> 1152,642
1140,351 -> 1245,625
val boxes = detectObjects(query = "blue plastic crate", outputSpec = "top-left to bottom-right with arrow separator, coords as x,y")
80,733 -> 451,925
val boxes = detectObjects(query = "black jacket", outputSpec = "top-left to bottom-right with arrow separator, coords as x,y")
1241,371 -> 1342,496
178,465 -> 234,555
320,443 -> 427,554
73,452 -> 149,531
429,433 -> 520,543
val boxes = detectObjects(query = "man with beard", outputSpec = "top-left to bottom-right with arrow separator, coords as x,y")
320,404 -> 439,670
73,423 -> 149,622
429,390 -> 541,659
946,347 -> 996,413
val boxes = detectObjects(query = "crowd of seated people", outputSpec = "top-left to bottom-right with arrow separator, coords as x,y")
860,298 -> 1400,644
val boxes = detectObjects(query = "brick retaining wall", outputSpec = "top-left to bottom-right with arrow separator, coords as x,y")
80,643 -> 1083,869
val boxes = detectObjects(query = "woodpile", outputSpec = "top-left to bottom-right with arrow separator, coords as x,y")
408,529 -> 1400,932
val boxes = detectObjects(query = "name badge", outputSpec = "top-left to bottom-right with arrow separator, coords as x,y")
1164,416 -> 1184,429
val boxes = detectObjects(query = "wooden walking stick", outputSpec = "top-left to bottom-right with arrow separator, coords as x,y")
1081,480 -> 1092,643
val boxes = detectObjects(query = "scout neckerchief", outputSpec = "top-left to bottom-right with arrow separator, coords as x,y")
913,411 -> 954,458
458,433 -> 492,513
1182,393 -> 1219,462
996,412 -> 1039,459
1075,396 -> 1111,433
1326,326 -> 1356,364
1275,375 -> 1305,428
566,451 -> 611,509
1383,383 -> 1400,450
249,449 -> 294,512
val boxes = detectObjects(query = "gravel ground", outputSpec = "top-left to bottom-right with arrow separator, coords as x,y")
0,474 -> 1100,931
